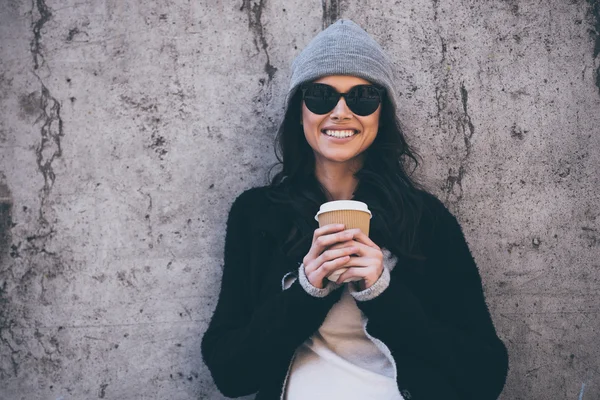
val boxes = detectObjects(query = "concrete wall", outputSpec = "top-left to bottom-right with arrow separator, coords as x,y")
1,0 -> 599,399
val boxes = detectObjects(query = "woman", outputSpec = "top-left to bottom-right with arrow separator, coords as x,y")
201,19 -> 508,400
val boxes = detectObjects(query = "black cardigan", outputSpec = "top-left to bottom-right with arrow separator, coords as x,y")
201,185 -> 509,400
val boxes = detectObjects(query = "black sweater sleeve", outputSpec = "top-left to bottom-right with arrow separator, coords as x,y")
356,196 -> 508,399
201,190 -> 341,398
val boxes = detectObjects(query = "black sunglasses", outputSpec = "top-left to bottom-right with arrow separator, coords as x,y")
300,83 -> 386,116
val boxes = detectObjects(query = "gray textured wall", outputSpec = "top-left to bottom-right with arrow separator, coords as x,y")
1,0 -> 599,399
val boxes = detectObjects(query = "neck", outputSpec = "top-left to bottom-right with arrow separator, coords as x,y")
314,157 -> 363,201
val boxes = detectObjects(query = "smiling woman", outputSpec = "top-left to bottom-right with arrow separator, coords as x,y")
201,19 -> 509,400
301,76 -> 381,170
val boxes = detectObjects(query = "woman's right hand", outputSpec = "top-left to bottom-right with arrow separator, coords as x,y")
302,224 -> 359,289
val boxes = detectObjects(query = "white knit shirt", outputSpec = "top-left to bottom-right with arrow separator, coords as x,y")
284,284 -> 404,400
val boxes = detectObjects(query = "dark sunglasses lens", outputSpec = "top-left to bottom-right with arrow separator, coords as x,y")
303,84 -> 338,114
346,86 -> 381,116
303,84 -> 382,116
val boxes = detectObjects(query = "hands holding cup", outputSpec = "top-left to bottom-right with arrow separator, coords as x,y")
325,229 -> 384,290
303,200 -> 384,290
302,224 -> 384,290
302,224 -> 358,289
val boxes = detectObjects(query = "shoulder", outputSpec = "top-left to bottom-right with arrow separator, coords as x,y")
414,189 -> 464,242
230,185 -> 272,209
416,189 -> 454,221
228,185 -> 273,220
228,185 -> 290,228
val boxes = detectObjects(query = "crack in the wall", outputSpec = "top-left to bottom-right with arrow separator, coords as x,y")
0,192 -> 21,378
443,84 -> 475,205
588,0 -> 600,95
30,0 -> 52,70
138,189 -> 154,249
434,37 -> 448,129
434,87 -> 442,128
443,164 -> 466,204
0,181 -> 22,377
0,306 -> 20,378
30,0 -> 64,221
0,0 -> 67,380
35,84 -> 63,211
460,83 -> 475,142
431,3 -> 472,208
432,0 -> 449,131
240,0 -> 277,82
322,0 -> 340,29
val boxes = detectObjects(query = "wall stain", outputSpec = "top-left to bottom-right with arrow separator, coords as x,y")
510,123 -> 528,140
240,0 -> 277,82
65,26 -> 91,43
322,0 -> 340,29
66,27 -> 79,42
119,95 -> 168,160
18,91 -> 41,119
99,383 -> 108,398
505,0 -> 519,16
581,226 -> 598,247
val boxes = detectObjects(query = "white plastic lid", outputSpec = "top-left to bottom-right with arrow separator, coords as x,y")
314,200 -> 372,221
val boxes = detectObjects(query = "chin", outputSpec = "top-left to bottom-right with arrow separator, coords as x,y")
319,152 -> 361,164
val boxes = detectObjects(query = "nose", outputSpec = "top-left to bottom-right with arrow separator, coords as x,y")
329,96 -> 352,120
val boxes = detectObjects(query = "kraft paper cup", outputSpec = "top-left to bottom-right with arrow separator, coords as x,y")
315,200 -> 372,282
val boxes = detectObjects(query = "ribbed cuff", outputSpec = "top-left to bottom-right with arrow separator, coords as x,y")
348,248 -> 397,301
298,263 -> 342,298
349,265 -> 391,301
381,248 -> 397,272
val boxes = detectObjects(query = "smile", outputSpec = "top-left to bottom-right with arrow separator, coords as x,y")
322,129 -> 358,138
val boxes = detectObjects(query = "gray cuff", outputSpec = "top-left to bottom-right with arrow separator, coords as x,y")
381,248 -> 397,272
349,264 -> 391,301
298,263 -> 342,298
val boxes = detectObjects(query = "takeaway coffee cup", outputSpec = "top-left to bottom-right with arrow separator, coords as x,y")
315,200 -> 372,282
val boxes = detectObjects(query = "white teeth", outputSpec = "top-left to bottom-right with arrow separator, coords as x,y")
324,129 -> 356,138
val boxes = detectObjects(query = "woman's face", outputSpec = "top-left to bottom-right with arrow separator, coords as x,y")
301,75 -> 381,167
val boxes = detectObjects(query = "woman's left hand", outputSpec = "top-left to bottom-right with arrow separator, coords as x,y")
333,229 -> 384,290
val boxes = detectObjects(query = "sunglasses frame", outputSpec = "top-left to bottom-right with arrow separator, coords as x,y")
299,82 -> 386,116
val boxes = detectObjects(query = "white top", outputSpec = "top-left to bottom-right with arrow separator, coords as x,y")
284,286 -> 404,400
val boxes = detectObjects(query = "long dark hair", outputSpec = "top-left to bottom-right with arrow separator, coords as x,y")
267,87 -> 429,261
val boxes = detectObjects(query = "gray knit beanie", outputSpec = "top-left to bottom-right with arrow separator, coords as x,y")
287,19 -> 398,111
